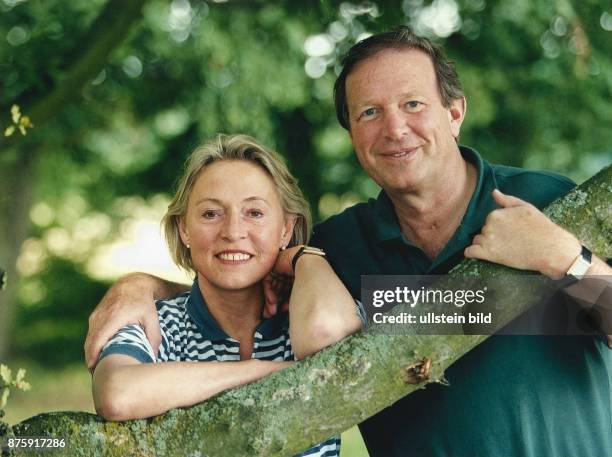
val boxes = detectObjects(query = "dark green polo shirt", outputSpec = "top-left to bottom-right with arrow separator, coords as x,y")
311,147 -> 612,457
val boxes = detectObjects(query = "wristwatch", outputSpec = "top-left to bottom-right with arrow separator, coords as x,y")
561,245 -> 592,287
291,246 -> 326,272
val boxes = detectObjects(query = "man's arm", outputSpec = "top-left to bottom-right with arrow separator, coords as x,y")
268,246 -> 363,360
93,354 -> 290,421
84,273 -> 189,370
464,189 -> 610,278
465,189 -> 611,345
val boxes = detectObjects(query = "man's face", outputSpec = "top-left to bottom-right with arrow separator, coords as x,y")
345,48 -> 465,194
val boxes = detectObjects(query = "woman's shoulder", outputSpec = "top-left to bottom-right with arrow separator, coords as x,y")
155,291 -> 190,321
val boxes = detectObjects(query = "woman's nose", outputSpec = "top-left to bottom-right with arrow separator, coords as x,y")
220,212 -> 247,241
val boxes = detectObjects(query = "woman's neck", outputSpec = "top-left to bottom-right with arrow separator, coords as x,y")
196,275 -> 263,340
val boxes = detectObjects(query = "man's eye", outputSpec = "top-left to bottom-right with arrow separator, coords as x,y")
362,108 -> 377,118
405,101 -> 423,110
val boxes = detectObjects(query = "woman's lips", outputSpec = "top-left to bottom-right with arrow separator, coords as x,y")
215,251 -> 253,262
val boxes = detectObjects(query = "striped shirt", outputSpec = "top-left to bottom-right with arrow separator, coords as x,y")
100,280 -> 340,457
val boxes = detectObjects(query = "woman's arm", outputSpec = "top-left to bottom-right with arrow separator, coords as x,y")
283,249 -> 363,360
93,354 -> 290,421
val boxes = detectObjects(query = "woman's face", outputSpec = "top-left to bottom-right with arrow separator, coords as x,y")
179,160 -> 294,293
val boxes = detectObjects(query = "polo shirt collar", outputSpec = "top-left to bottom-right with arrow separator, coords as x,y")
459,146 -> 498,236
186,280 -> 286,341
372,189 -> 403,243
370,146 -> 497,245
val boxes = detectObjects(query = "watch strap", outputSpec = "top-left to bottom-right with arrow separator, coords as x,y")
291,246 -> 326,272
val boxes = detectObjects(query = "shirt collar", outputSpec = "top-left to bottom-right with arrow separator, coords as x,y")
370,146 -> 497,244
186,280 -> 287,341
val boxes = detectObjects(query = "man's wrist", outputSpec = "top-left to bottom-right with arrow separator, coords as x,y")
542,237 -> 582,279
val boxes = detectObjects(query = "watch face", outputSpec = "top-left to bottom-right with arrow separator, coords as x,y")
567,248 -> 592,279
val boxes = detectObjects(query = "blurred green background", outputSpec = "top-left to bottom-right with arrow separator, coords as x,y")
1,0 -> 611,455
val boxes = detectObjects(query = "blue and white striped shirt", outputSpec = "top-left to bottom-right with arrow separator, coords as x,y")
100,280 -> 340,457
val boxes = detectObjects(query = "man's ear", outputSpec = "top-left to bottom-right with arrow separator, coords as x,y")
448,96 -> 466,139
281,215 -> 297,248
178,216 -> 190,247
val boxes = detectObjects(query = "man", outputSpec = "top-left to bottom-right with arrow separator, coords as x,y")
86,27 -> 611,456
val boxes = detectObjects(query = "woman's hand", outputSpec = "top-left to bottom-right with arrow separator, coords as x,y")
262,246 -> 302,318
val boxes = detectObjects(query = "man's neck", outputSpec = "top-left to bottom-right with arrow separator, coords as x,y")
387,156 -> 478,260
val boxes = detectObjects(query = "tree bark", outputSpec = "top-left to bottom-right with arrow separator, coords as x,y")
1,165 -> 610,457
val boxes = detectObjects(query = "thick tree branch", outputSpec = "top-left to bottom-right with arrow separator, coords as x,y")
2,165 -> 610,457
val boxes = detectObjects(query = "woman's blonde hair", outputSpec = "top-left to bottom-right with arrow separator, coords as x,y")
162,134 -> 312,272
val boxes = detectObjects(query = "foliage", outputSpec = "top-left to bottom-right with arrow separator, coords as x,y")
3,105 -> 33,137
0,364 -> 30,418
0,0 -> 610,366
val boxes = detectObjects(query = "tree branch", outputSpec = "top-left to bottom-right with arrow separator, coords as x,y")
0,0 -> 148,153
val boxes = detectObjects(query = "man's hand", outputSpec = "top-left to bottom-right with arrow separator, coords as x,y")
464,189 -> 580,279
262,246 -> 302,318
84,273 -> 184,371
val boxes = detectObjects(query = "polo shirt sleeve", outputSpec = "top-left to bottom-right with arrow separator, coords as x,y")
99,324 -> 157,364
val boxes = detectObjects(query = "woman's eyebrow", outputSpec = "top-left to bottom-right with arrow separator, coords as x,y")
244,196 -> 269,205
194,197 -> 270,205
194,197 -> 223,205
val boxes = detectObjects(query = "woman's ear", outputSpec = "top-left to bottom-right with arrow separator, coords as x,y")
280,215 -> 297,248
178,216 -> 190,248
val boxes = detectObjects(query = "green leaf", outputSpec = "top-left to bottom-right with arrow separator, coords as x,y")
0,388 -> 9,410
10,104 -> 21,124
0,365 -> 11,385
15,368 -> 26,384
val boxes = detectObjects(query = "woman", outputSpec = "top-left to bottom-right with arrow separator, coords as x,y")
92,134 -> 363,457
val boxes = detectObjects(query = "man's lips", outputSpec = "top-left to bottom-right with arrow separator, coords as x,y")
379,146 -> 420,158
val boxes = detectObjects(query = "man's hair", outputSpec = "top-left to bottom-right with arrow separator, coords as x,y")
162,134 -> 311,273
333,26 -> 464,130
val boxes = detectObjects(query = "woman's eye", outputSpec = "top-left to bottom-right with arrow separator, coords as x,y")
247,209 -> 264,218
202,210 -> 218,219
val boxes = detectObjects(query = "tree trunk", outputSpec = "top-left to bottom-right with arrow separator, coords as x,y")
0,147 -> 36,360
1,165 -> 610,457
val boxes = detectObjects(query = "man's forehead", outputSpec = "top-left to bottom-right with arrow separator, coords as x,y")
345,48 -> 438,103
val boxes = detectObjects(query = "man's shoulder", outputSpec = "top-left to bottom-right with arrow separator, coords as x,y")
490,163 -> 576,209
311,200 -> 374,248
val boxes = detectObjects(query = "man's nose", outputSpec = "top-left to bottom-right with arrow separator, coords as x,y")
383,108 -> 410,141
221,212 -> 247,241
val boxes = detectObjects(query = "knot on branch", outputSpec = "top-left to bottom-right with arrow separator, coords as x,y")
400,357 -> 432,384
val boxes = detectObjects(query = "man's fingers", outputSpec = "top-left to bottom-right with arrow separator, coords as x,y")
464,244 -> 488,260
142,312 -> 162,355
85,324 -> 119,371
492,189 -> 528,208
